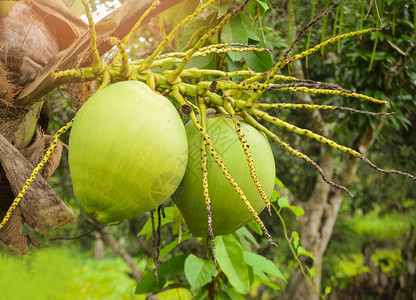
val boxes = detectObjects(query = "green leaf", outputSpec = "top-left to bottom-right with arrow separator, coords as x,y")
184,254 -> 218,291
291,231 -> 300,249
247,220 -> 263,235
270,189 -> 280,202
187,53 -> 216,69
275,177 -> 285,188
306,266 -> 317,278
225,287 -> 246,300
235,226 -> 259,248
256,0 -> 269,12
215,235 -> 250,294
252,268 -> 280,291
288,206 -> 305,219
243,251 -> 286,281
159,234 -> 192,259
244,50 -> 273,72
168,0 -> 200,26
221,14 -> 248,61
135,254 -> 188,294
278,197 -> 289,208
325,286 -> 332,295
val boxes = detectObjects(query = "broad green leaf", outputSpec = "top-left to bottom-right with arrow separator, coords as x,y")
178,19 -> 210,50
187,53 -> 216,69
289,205 -> 305,219
225,287 -> 246,300
217,292 -> 232,300
159,241 -> 177,259
243,251 -> 286,281
325,286 -> 332,295
196,290 -> 209,300
244,50 -> 273,72
184,254 -> 218,291
215,235 -> 250,294
278,197 -> 289,208
275,178 -> 285,188
256,0 -> 270,12
235,226 -> 259,248
270,189 -> 280,202
211,2 -> 230,18
252,268 -> 280,291
221,14 -> 248,61
247,220 -> 263,235
168,0 -> 200,26
135,254 -> 188,294
306,266 -> 317,278
159,234 -> 192,259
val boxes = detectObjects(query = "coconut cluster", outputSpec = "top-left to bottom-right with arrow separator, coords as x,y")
69,81 -> 275,235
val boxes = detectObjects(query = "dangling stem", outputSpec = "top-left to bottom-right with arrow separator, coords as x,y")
223,95 -> 271,215
198,98 -> 217,264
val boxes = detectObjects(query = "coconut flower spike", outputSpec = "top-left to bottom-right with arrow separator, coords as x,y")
198,98 -> 217,263
171,86 -> 277,247
81,0 -> 106,75
246,107 -> 416,181
253,102 -> 395,117
239,111 -> 354,197
223,96 -> 272,215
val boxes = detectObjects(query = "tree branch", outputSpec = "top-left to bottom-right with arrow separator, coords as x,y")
384,43 -> 416,91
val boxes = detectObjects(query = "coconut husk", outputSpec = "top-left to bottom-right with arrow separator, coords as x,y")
66,80 -> 97,109
0,1 -> 60,87
0,166 -> 29,255
15,0 -> 185,106
41,134 -> 63,180
0,133 -> 74,236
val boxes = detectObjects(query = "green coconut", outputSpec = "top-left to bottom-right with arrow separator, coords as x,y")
173,115 -> 276,237
68,81 -> 188,224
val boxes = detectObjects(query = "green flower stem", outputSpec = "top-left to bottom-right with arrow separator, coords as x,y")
123,0 -> 159,47
272,203 -> 325,300
198,98 -> 217,264
137,0 -> 217,73
105,37 -> 131,78
239,111 -> 353,197
246,107 -> 361,157
252,102 -> 394,117
81,0 -> 106,75
244,27 -> 385,107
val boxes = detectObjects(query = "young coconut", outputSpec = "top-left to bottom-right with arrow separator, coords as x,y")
173,115 -> 275,237
68,81 -> 188,224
